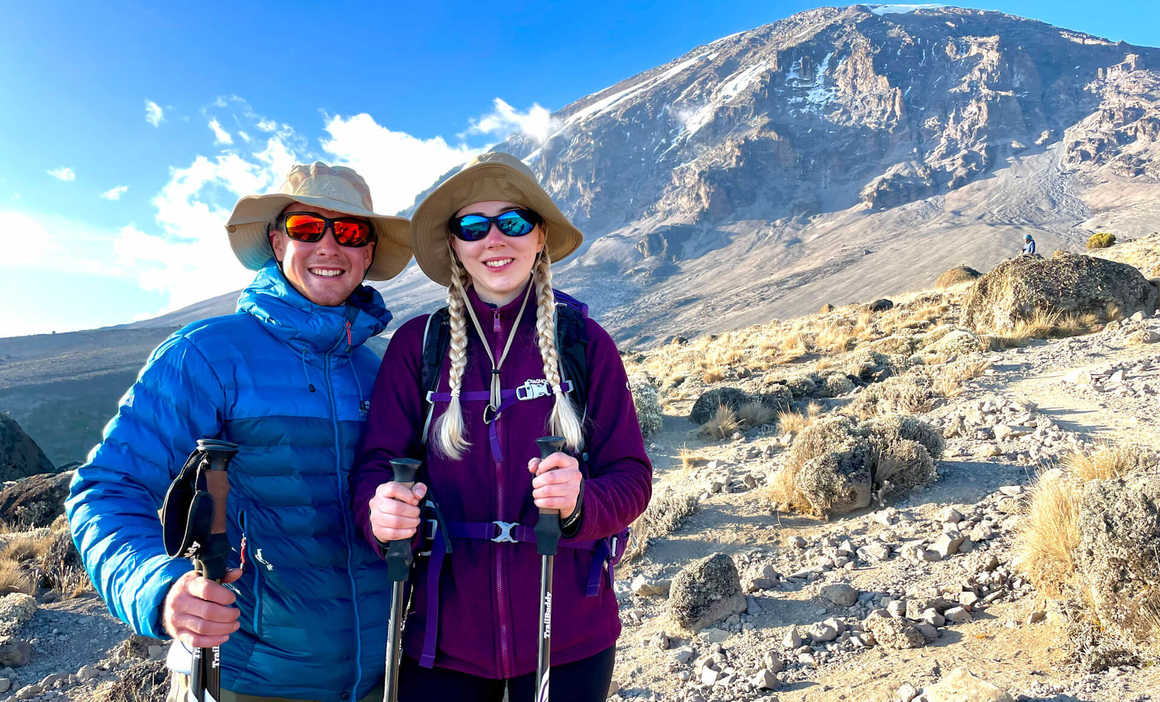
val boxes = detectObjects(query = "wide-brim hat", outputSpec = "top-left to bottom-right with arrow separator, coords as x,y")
225,162 -> 411,281
410,152 -> 583,287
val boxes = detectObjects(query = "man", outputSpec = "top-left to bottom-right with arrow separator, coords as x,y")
1022,233 -> 1037,255
66,162 -> 411,701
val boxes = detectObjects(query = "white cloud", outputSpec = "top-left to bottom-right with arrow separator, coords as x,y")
466,98 -> 555,143
47,167 -> 76,181
238,130 -> 251,143
101,185 -> 129,200
0,210 -> 120,275
145,99 -> 164,127
321,112 -> 481,215
256,119 -> 277,132
209,119 -> 233,145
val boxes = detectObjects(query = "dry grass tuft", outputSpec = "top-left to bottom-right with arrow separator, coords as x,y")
992,309 -> 1104,347
678,445 -> 707,470
932,358 -> 990,397
1066,446 -> 1155,482
0,560 -> 36,596
701,368 -> 725,383
766,463 -> 814,515
776,401 -> 824,436
698,404 -> 740,439
736,401 -> 777,428
1017,471 -> 1082,599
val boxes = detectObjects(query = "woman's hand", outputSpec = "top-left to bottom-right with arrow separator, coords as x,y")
368,481 -> 428,543
163,569 -> 242,648
528,452 -> 581,519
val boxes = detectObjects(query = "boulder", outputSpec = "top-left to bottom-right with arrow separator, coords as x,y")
689,387 -> 789,425
963,253 -> 1158,332
0,471 -> 74,528
1075,473 -> 1160,650
668,553 -> 746,632
924,667 -> 1014,702
935,265 -> 982,288
0,415 -> 54,482
867,299 -> 895,312
0,594 -> 37,637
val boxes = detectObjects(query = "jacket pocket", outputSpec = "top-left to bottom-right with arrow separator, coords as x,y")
238,510 -> 265,640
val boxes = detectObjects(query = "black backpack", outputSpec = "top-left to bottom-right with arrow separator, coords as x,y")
418,289 -> 591,440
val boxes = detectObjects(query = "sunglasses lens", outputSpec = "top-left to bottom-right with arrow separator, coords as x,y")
284,214 -> 326,242
496,210 -> 535,237
454,215 -> 492,241
332,219 -> 374,247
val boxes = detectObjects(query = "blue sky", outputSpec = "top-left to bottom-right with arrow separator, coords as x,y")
1,0 -> 1157,337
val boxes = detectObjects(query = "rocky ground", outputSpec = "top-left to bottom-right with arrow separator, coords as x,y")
606,312 -> 1160,700
3,266 -> 1160,701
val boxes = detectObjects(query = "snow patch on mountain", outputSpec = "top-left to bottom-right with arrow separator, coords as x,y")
681,61 -> 773,136
869,4 -> 946,15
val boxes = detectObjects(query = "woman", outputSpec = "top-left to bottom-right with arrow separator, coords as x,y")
351,152 -> 652,701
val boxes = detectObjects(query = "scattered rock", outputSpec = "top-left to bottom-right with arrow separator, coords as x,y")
820,583 -> 859,607
0,415 -> 56,482
864,612 -> 925,649
0,471 -> 74,528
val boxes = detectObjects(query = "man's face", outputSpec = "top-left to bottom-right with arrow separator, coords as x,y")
269,204 -> 375,306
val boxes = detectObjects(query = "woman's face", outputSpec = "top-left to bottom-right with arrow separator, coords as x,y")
450,200 -> 545,306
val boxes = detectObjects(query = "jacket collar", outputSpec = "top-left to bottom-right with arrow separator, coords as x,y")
237,258 -> 392,355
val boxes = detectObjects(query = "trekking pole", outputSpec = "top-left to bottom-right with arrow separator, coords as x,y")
188,439 -> 238,702
533,436 -> 566,702
383,457 -> 421,702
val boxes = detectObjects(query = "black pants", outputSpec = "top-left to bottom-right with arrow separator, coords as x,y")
398,646 -> 615,702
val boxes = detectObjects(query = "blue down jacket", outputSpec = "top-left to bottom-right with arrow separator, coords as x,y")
66,260 -> 393,701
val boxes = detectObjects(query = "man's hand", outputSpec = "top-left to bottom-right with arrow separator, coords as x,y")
368,481 -> 428,543
163,569 -> 242,648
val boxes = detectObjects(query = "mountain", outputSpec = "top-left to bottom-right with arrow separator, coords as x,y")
5,4 -> 1160,464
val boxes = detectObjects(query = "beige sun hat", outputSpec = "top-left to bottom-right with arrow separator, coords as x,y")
225,161 -> 411,281
410,152 -> 583,287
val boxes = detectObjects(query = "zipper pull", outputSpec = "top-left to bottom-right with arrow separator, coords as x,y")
345,320 -> 352,348
493,309 -> 501,334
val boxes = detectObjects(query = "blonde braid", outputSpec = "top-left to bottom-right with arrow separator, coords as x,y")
533,253 -> 585,452
433,249 -> 471,459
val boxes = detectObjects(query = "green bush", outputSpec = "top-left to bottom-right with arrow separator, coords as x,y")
1086,232 -> 1116,249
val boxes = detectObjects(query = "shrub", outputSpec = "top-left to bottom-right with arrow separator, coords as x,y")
846,373 -> 938,418
629,377 -> 663,440
736,401 -> 776,428
622,488 -> 699,562
1086,232 -> 1116,249
935,265 -> 982,288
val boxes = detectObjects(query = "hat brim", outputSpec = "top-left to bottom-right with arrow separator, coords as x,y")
226,193 -> 411,281
410,162 -> 583,287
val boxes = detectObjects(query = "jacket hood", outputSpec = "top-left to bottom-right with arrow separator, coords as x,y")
237,258 -> 392,354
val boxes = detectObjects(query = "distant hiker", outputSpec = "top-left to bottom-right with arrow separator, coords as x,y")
1022,233 -> 1037,255
66,162 -> 413,702
352,152 -> 652,701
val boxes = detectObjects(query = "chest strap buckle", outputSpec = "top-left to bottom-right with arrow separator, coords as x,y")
491,521 -> 519,544
515,379 -> 551,401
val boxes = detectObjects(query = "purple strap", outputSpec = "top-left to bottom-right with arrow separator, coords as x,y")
417,520 -> 621,668
426,382 -> 572,464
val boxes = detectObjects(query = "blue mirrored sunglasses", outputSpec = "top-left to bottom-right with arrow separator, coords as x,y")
449,208 -> 542,242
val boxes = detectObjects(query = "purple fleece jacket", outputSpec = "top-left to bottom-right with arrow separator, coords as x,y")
351,284 -> 652,680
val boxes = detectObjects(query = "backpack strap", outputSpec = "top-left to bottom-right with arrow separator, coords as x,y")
419,309 -> 452,445
552,291 -> 590,420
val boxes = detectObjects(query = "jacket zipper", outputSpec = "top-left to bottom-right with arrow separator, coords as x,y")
491,306 -> 514,676
325,343 -> 363,700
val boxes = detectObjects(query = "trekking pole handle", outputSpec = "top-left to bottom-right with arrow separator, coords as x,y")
386,458 -> 422,582
193,439 -> 237,582
534,436 -> 566,556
